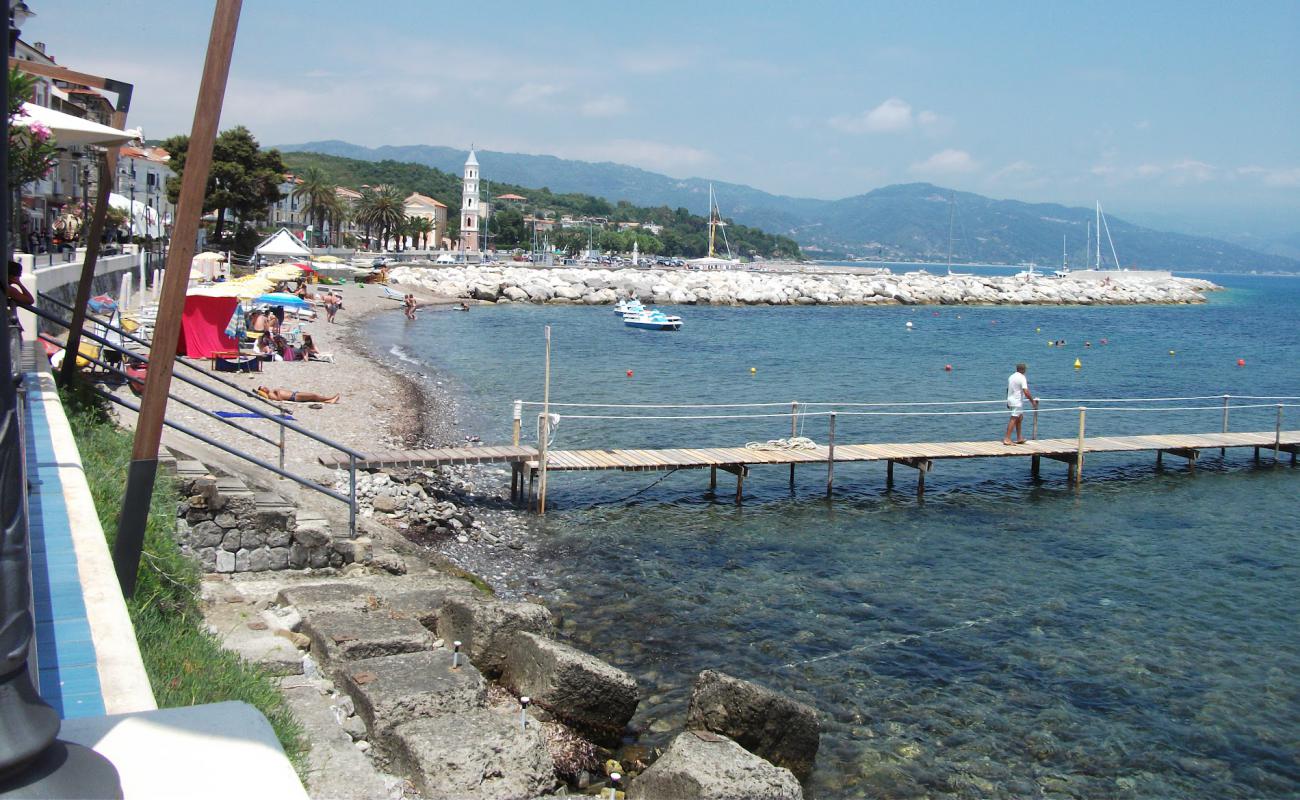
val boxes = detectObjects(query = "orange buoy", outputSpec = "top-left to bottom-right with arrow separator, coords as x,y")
626,370 -> 633,377
944,364 -> 952,371
1237,358 -> 1245,367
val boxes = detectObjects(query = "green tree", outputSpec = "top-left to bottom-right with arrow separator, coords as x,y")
355,184 -> 406,251
291,166 -> 336,246
161,126 -> 285,246
8,69 -> 59,191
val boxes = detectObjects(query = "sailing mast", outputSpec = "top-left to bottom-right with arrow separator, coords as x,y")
1085,221 -> 1091,271
1095,202 -> 1101,269
947,193 -> 956,275
707,184 -> 717,258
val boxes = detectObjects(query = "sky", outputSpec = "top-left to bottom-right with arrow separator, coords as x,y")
25,1 -> 1300,238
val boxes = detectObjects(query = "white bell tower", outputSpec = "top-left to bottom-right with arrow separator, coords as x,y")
459,149 -> 480,253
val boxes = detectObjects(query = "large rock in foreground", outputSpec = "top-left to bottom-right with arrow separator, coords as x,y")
687,670 -> 821,781
338,649 -> 486,741
435,597 -> 555,677
390,709 -> 557,800
501,631 -> 638,745
628,731 -> 803,800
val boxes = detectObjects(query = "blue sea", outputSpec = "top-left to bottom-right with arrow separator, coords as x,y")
369,272 -> 1299,798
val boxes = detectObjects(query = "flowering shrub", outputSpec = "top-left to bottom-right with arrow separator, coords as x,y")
8,68 -> 59,190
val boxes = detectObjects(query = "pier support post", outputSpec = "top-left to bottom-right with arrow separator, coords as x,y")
1072,406 -> 1086,485
789,401 -> 798,488
709,466 -> 716,493
1155,450 -> 1163,469
1031,454 -> 1040,479
1275,404 -> 1283,464
512,400 -> 522,446
886,460 -> 894,490
1220,394 -> 1229,456
826,412 -> 836,498
736,471 -> 744,505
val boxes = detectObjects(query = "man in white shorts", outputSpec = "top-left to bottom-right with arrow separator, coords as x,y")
1003,362 -> 1038,445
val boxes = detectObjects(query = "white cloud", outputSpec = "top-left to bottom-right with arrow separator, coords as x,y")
1091,159 -> 1216,185
506,82 -> 562,109
830,97 -> 915,134
572,139 -> 713,173
1237,165 -> 1300,187
579,95 -> 629,118
990,160 -> 1034,181
911,149 -> 980,175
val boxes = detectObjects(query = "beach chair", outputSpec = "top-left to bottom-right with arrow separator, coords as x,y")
381,286 -> 405,301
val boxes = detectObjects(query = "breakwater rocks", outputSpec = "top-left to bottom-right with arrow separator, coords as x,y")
389,264 -> 1220,307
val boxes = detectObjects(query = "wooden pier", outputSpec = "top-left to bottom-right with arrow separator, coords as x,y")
321,428 -> 1300,508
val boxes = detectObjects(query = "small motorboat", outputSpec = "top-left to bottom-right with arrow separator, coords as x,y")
623,308 -> 682,331
614,298 -> 645,317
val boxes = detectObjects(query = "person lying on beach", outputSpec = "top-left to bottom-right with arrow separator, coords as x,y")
256,386 -> 339,403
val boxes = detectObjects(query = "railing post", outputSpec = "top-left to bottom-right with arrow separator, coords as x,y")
348,454 -> 357,538
789,400 -> 798,488
1221,394 -> 1229,456
277,402 -> 286,477
538,412 -> 549,515
826,412 -> 836,497
1074,406 -> 1087,484
1032,404 -> 1038,440
1275,404 -> 1283,464
512,400 -> 522,446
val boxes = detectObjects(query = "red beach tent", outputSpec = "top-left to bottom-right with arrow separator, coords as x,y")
178,295 -> 240,358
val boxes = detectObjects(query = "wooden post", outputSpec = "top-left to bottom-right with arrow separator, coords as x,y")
1275,404 -> 1283,463
916,463 -> 926,499
709,465 -> 716,492
60,141 -> 124,384
1156,450 -> 1163,469
113,0 -> 242,597
886,459 -> 894,489
512,400 -> 522,445
1073,406 -> 1086,485
1220,394 -> 1229,456
1032,404 -> 1038,440
826,412 -> 836,497
735,471 -> 743,505
510,400 -> 522,502
1031,454 -> 1040,479
538,326 -> 552,515
789,400 -> 798,488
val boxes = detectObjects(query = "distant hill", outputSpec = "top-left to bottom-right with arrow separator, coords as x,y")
278,140 -> 1299,272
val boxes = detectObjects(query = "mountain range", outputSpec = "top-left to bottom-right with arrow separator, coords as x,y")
278,140 -> 1299,273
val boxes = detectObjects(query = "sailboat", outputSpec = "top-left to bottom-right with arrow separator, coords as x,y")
1053,233 -> 1071,278
688,184 -> 741,270
945,193 -> 966,276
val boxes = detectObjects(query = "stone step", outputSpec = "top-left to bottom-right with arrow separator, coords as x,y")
337,649 -> 486,742
254,491 -> 294,512
173,459 -> 208,481
215,475 -> 253,498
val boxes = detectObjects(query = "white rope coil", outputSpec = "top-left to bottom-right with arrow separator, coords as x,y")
745,436 -> 818,451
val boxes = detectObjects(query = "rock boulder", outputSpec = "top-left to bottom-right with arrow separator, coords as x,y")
686,670 -> 820,781
500,632 -> 638,745
390,709 -> 556,800
436,597 -> 554,677
628,731 -> 802,800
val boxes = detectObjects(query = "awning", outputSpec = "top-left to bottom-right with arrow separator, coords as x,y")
14,102 -> 139,146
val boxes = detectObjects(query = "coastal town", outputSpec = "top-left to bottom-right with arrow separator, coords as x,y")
3,3 -> 1297,800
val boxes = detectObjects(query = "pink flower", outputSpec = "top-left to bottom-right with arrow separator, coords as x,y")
30,121 -> 52,142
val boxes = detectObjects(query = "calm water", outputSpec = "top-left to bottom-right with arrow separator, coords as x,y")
370,274 -> 1299,798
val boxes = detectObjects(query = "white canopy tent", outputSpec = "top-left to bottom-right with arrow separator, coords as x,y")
108,193 -> 158,234
14,101 -> 139,146
254,227 -> 312,259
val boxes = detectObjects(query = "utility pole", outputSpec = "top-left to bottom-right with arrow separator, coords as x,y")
114,0 -> 243,596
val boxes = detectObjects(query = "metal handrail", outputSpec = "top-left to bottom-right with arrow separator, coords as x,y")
28,302 -> 361,535
37,291 -> 281,409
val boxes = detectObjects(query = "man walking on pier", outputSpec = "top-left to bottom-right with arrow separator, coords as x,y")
1004,362 -> 1037,445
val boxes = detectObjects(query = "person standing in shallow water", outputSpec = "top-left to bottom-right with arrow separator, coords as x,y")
1003,362 -> 1037,445
403,294 -> 417,320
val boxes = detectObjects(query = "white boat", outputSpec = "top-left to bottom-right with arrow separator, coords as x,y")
613,298 -> 645,317
1053,233 -> 1071,278
687,185 -> 741,270
1014,262 -> 1040,280
623,308 -> 682,331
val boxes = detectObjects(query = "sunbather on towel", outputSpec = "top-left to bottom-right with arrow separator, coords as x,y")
256,386 -> 339,403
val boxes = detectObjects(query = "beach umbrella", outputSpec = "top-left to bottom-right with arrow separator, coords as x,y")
253,292 -> 312,309
258,264 -> 308,282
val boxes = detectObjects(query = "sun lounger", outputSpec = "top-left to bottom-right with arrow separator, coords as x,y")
380,286 -> 406,301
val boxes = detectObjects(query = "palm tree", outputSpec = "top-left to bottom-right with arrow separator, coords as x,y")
408,216 -> 433,250
366,185 -> 406,251
291,166 -> 337,246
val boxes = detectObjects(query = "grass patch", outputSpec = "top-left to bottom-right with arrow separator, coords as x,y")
61,385 -> 305,769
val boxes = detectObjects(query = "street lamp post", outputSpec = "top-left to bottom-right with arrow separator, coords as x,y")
80,162 -> 91,246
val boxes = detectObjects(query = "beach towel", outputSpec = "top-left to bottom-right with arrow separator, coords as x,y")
215,411 -> 295,421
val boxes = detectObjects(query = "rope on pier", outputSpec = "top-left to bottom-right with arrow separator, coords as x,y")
523,393 -> 1300,412
745,436 -> 818,451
